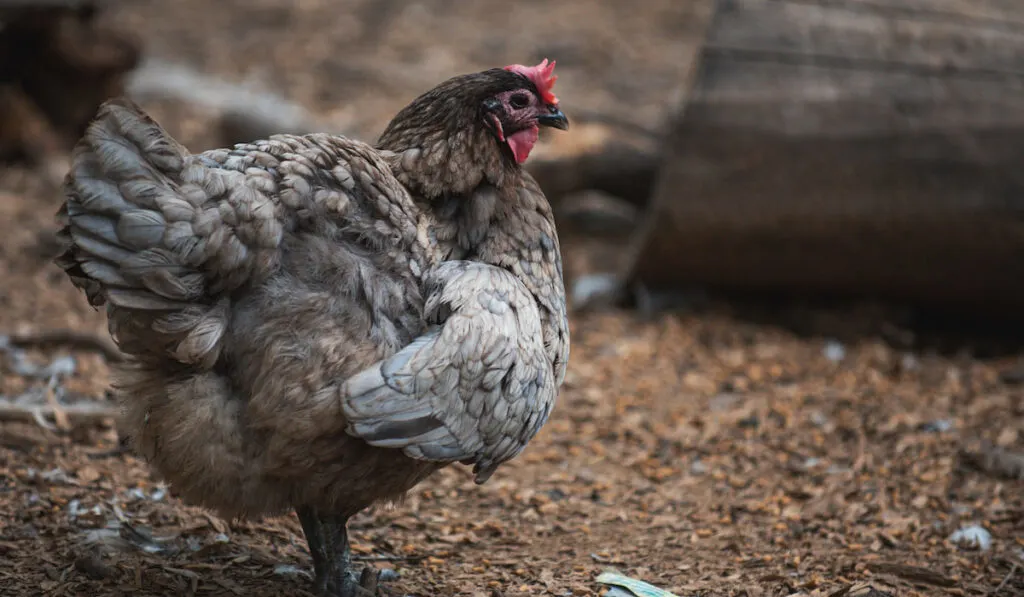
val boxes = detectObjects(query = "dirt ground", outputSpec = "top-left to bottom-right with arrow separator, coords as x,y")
1,1 -> 1023,596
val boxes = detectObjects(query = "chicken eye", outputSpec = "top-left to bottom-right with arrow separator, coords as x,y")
509,93 -> 530,109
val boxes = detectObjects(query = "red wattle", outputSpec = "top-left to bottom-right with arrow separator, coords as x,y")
506,125 -> 539,164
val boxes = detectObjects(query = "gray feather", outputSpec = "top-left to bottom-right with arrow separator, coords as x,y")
341,261 -> 558,482
116,209 -> 166,249
79,260 -> 131,288
72,231 -> 136,265
106,288 -> 185,311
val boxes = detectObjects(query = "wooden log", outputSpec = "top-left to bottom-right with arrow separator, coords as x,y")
527,141 -> 661,211
623,0 -> 1024,315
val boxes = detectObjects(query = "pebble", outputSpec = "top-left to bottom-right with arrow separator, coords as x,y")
948,525 -> 992,551
823,340 -> 845,362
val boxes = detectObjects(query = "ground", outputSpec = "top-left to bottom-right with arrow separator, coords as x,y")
1,1 -> 1022,596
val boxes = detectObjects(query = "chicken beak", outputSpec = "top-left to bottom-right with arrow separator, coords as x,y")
537,107 -> 569,130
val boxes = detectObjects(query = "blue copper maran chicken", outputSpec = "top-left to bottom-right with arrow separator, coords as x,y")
54,60 -> 570,597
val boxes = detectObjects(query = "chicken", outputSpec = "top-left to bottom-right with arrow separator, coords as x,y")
54,60 -> 570,596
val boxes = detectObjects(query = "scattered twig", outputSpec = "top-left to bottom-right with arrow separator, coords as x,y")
161,566 -> 200,593
868,563 -> 956,588
7,329 -> 123,363
31,407 -> 58,432
988,562 -> 1018,597
43,380 -> 71,432
351,554 -> 427,562
0,398 -> 118,427
87,444 -> 133,460
852,425 -> 868,473
210,577 -> 245,596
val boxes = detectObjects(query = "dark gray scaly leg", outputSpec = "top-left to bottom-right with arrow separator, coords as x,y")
296,506 -> 382,597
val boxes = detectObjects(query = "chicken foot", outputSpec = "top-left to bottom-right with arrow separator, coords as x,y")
296,507 -> 381,597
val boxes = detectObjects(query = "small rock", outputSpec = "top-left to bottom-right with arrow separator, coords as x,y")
74,553 -> 116,580
46,355 -> 77,379
823,340 -> 846,362
38,468 -> 71,484
76,466 -> 101,484
900,354 -> 920,371
948,525 -> 992,551
996,428 -> 1019,447
125,487 -> 147,501
919,419 -> 953,433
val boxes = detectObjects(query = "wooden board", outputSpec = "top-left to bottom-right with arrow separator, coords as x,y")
624,0 -> 1024,315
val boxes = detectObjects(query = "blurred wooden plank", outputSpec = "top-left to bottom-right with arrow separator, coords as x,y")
710,0 -> 1024,73
623,0 -> 1024,315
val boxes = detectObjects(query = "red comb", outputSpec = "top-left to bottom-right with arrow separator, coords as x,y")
504,59 -> 559,105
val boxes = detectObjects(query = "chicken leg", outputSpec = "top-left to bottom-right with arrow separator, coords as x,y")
296,507 -> 381,597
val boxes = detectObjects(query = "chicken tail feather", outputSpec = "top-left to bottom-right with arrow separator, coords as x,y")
55,98 -> 228,368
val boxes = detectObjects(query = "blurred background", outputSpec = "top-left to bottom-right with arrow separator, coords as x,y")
0,1 -> 1021,596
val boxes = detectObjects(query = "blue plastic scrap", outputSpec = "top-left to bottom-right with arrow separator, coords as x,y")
595,572 -> 682,597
